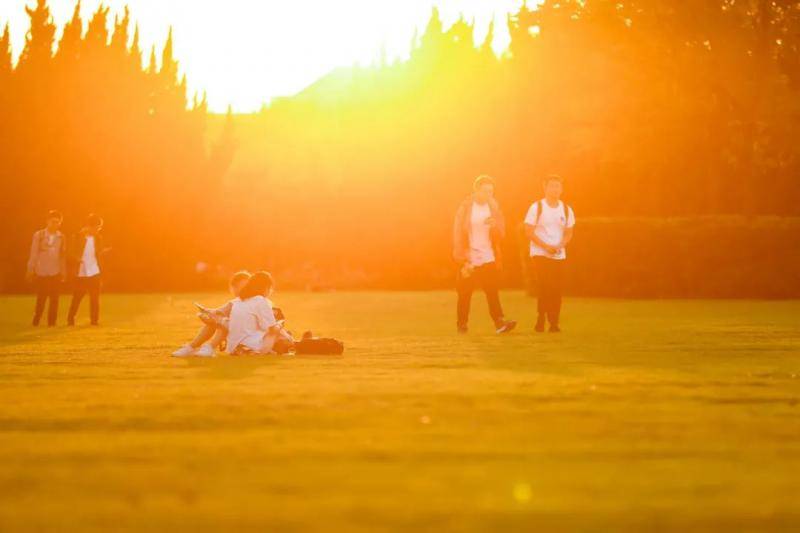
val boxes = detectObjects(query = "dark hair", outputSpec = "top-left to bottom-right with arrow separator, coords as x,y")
238,271 -> 274,300
473,174 -> 496,191
229,270 -> 251,287
543,174 -> 564,185
47,210 -> 63,221
87,213 -> 104,228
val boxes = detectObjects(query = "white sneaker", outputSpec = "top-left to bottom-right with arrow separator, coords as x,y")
172,345 -> 196,357
195,344 -> 216,358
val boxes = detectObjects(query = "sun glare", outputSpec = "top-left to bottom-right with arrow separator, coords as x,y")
1,0 -> 522,112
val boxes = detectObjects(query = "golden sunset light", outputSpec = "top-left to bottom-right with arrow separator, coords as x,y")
2,0 -> 799,530
1,0 -> 520,111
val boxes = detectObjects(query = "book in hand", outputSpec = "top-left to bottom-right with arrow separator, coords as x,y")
194,302 -> 212,314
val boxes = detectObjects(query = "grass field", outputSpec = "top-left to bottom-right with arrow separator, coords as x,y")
0,292 -> 798,532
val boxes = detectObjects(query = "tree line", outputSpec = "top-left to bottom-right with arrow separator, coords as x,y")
2,1 -> 799,292
0,0 -> 234,291
217,1 -> 800,291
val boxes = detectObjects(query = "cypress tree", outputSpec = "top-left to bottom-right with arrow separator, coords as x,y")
0,23 -> 11,78
19,0 -> 56,70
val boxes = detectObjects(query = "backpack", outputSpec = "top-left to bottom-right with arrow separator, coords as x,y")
534,199 -> 571,226
295,331 -> 345,355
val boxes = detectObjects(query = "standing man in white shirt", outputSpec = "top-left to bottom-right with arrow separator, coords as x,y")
453,175 -> 517,335
524,175 -> 576,332
67,214 -> 109,326
26,210 -> 67,326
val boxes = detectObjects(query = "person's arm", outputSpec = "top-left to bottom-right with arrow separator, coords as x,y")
255,298 -> 277,331
523,204 -> 558,255
59,235 -> 67,281
26,232 -> 39,281
558,208 -> 576,249
452,203 -> 468,265
212,300 -> 233,317
524,224 -> 558,255
559,227 -> 574,249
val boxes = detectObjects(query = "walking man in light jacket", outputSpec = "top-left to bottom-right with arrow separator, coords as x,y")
453,175 -> 517,335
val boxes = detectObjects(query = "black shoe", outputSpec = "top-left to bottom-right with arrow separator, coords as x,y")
549,325 -> 561,333
496,320 -> 517,334
534,316 -> 545,333
457,325 -> 468,334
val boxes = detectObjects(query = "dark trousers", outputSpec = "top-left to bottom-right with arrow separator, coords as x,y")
456,262 -> 504,327
68,275 -> 101,325
33,275 -> 61,326
532,257 -> 565,326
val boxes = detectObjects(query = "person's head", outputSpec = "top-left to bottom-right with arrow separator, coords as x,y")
543,174 -> 564,202
45,210 -> 63,231
86,213 -> 104,233
473,175 -> 495,205
229,270 -> 252,297
238,271 -> 274,300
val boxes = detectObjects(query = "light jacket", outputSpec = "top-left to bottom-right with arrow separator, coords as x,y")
452,195 -> 506,268
27,229 -> 67,277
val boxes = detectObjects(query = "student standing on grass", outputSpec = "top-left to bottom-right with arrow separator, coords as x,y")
26,210 -> 67,327
67,214 -> 109,326
453,175 -> 517,335
524,175 -> 576,333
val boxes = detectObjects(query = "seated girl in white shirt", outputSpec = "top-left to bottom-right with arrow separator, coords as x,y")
172,271 -> 252,357
227,271 -> 291,355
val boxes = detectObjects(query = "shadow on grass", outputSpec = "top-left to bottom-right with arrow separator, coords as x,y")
0,294 -> 167,350
183,354 -> 344,380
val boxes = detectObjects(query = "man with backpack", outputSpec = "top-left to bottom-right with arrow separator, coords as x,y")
524,175 -> 576,332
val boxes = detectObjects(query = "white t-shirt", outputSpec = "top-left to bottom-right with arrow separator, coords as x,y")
469,202 -> 495,266
524,200 -> 576,260
79,236 -> 101,277
226,295 -> 278,354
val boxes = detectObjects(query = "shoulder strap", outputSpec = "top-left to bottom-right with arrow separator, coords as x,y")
563,202 -> 569,221
535,199 -> 544,226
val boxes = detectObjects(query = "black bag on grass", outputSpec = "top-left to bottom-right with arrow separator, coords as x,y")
295,331 -> 344,355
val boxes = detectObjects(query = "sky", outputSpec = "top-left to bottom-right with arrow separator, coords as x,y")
1,0 -> 525,112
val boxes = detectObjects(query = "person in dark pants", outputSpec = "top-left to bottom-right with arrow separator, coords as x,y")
67,214 -> 109,326
26,210 -> 67,326
524,175 -> 575,332
453,175 -> 516,335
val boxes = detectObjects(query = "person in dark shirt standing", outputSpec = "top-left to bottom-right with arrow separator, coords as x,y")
67,214 -> 109,326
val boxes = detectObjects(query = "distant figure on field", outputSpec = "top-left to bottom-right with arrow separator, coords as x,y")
67,214 -> 110,326
26,210 -> 67,327
172,271 -> 252,358
523,175 -> 576,332
453,175 -> 517,334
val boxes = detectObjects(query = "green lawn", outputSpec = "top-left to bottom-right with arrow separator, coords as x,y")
0,292 -> 798,532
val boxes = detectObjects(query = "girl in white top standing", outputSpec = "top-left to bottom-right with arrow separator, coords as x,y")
523,175 -> 576,332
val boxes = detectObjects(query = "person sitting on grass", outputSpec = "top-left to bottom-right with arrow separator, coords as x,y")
226,271 -> 293,356
172,271 -> 252,358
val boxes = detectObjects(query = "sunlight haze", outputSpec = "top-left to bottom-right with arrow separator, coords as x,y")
1,0 -> 523,112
